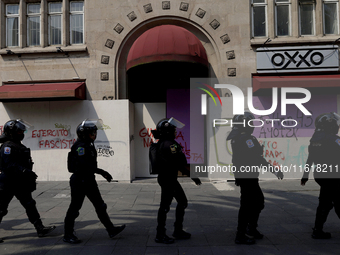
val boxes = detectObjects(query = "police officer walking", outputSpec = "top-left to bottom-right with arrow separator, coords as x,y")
0,119 -> 56,243
227,112 -> 283,245
151,118 -> 201,244
301,112 -> 340,239
63,119 -> 125,244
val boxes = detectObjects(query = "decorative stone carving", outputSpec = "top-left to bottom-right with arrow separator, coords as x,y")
127,11 -> 137,22
228,68 -> 236,76
101,55 -> 110,65
210,19 -> 220,30
114,23 -> 124,34
226,50 -> 235,60
162,1 -> 170,10
101,72 -> 109,81
196,8 -> 206,19
179,2 -> 189,11
105,39 -> 114,49
220,34 -> 230,44
144,4 -> 153,13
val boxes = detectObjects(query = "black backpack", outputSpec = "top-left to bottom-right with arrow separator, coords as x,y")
149,142 -> 161,175
67,150 -> 78,173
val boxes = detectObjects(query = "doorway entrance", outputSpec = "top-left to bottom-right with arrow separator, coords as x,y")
127,25 -> 209,177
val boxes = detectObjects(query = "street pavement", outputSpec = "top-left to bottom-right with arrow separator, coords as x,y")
0,178 -> 339,255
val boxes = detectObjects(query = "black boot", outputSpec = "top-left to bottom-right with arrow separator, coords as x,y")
107,224 -> 126,238
172,228 -> 191,239
235,231 -> 256,245
34,220 -> 56,237
63,232 -> 82,244
246,228 -> 264,239
155,228 -> 174,244
312,228 -> 331,239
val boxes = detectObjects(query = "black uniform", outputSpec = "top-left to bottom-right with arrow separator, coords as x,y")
303,130 -> 340,231
0,140 -> 40,226
230,133 -> 268,235
64,139 -> 114,235
156,139 -> 189,234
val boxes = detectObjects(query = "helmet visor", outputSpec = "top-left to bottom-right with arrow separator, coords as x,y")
80,119 -> 104,130
168,117 -> 185,129
332,112 -> 340,126
16,119 -> 33,131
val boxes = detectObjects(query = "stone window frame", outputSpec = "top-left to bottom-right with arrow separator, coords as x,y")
26,2 -> 41,46
322,0 -> 339,35
69,0 -> 84,45
251,0 -> 268,38
5,3 -> 19,47
48,1 -> 62,45
275,0 -> 292,37
299,0 -> 316,36
0,0 -> 86,52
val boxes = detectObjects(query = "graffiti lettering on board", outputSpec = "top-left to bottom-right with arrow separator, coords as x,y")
38,139 -> 76,149
256,110 -> 314,140
138,127 -> 203,163
96,145 -> 114,157
54,123 -> 71,131
259,139 -> 308,167
31,128 -> 76,149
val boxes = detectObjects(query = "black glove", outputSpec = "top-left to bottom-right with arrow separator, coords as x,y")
96,168 -> 113,182
101,170 -> 113,182
191,178 -> 202,186
301,178 -> 308,186
276,170 -> 284,180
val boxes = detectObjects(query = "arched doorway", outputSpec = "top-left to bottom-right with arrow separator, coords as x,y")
126,25 -> 209,103
126,24 -> 209,177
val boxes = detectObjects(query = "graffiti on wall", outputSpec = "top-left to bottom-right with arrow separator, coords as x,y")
138,127 -> 203,163
31,128 -> 75,149
96,145 -> 114,157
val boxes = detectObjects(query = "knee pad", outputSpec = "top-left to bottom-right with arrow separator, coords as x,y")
24,199 -> 36,208
319,200 -> 333,212
0,209 -> 8,218
160,205 -> 170,213
95,203 -> 107,212
177,201 -> 188,210
66,211 -> 80,220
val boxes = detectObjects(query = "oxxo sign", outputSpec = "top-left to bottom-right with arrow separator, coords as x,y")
257,45 -> 339,73
211,84 -> 311,128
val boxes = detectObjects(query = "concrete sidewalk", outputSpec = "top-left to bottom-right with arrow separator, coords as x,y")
0,178 -> 339,255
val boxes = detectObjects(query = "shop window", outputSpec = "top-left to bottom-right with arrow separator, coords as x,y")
252,0 -> 267,37
48,2 -> 62,45
6,4 -> 19,47
299,0 -> 315,36
275,0 -> 291,36
323,0 -> 339,34
70,1 -> 84,44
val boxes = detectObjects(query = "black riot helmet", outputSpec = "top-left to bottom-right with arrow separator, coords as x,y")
76,119 -> 103,141
314,112 -> 340,134
227,112 -> 255,140
151,117 -> 185,139
3,119 -> 32,141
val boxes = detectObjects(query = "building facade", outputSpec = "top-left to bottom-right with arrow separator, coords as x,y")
0,0 -> 339,181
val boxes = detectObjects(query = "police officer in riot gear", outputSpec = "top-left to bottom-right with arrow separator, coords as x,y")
227,112 -> 283,245
151,118 -> 201,244
0,119 -> 56,243
301,112 -> 340,239
63,119 -> 125,244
